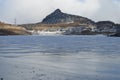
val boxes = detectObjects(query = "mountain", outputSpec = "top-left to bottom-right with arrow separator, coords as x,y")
19,9 -> 120,35
41,9 -> 95,25
22,9 -> 95,30
0,21 -> 31,35
1,9 -> 120,35
20,9 -> 96,35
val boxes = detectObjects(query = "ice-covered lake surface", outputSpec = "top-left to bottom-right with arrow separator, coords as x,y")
0,35 -> 120,80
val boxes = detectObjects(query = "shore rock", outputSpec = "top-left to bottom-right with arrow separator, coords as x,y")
109,33 -> 120,37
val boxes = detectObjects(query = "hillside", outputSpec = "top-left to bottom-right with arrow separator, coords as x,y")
0,21 -> 31,35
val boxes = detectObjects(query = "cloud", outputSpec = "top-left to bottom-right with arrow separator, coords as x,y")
91,0 -> 120,23
52,0 -> 100,16
0,0 -> 100,24
0,0 -> 119,24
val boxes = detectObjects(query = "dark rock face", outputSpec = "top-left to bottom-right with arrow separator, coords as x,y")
109,24 -> 120,37
96,21 -> 116,33
96,21 -> 115,27
115,24 -> 120,33
96,21 -> 120,37
42,9 -> 95,25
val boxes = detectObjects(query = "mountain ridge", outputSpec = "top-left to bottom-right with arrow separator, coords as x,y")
41,9 -> 95,25
1,9 -> 120,36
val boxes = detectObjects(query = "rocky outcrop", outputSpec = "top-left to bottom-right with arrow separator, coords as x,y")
96,21 -> 116,33
108,33 -> 120,37
0,21 -> 31,35
108,24 -> 120,37
115,24 -> 120,33
96,21 -> 120,36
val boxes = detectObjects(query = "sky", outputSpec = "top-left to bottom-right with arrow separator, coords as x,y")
0,0 -> 120,24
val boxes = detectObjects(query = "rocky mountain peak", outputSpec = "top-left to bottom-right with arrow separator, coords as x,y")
54,9 -> 62,14
41,9 -> 95,25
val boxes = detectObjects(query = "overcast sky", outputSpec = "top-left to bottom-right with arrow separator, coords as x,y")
0,0 -> 120,24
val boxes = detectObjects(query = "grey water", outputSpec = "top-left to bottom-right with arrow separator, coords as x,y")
0,35 -> 120,80
0,35 -> 120,54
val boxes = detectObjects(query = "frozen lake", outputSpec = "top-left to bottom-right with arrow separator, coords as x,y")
0,35 -> 120,80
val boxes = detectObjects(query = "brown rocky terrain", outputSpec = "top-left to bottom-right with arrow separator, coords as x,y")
0,21 -> 31,35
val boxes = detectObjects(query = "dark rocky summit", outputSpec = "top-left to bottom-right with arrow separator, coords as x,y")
41,9 -> 95,25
